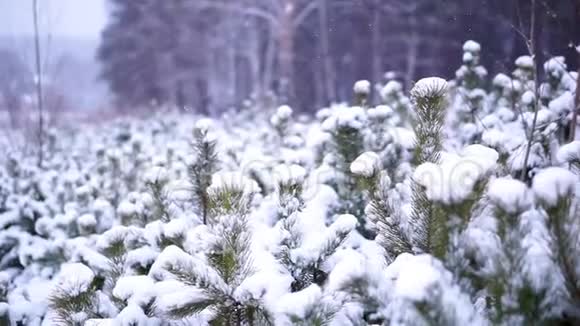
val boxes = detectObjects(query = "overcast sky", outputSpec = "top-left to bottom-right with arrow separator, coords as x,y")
0,0 -> 108,40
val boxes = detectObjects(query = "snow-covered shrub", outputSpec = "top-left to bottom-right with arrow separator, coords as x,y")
0,40 -> 578,326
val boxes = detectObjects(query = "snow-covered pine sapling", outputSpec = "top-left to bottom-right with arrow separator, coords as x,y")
457,41 -> 487,92
321,105 -> 366,228
542,57 -> 577,142
285,214 -> 357,293
541,57 -> 569,105
0,274 -> 8,325
365,105 -> 394,153
154,172 -> 271,324
532,168 -> 580,317
486,178 -> 556,324
379,80 -> 413,127
455,42 -> 487,118
144,166 -> 172,223
557,141 -> 580,172
274,164 -> 306,221
188,119 -> 220,225
408,77 -> 448,256
353,80 -> 371,108
350,151 -> 411,260
453,40 -> 488,143
489,73 -> 516,111
94,227 -> 139,299
277,284 -> 338,325
272,164 -> 307,289
48,263 -> 105,325
413,145 -> 498,262
384,253 -> 486,326
270,105 -> 294,146
410,77 -> 448,165
106,149 -> 122,208
513,56 -> 535,97
272,164 -> 358,293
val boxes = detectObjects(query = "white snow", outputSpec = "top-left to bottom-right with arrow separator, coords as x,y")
353,80 -> 371,95
273,163 -> 307,186
463,40 -> 481,53
194,118 -> 213,133
492,73 -> 512,89
144,166 -> 169,184
277,105 -> 293,119
487,178 -> 533,214
276,284 -> 322,318
410,77 -> 448,100
77,213 -> 97,229
549,91 -> 574,116
413,145 -> 498,204
521,90 -> 535,105
544,56 -> 566,76
557,141 -> 580,164
380,80 -> 403,98
208,171 -> 260,196
321,105 -> 367,131
515,55 -> 534,69
389,127 -> 416,149
532,167 -> 576,206
53,263 -> 95,296
388,253 -> 441,301
367,105 -> 393,120
350,151 -> 381,178
463,52 -> 474,63
113,275 -> 155,305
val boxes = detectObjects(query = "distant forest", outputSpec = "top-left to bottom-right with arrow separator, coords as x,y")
84,0 -> 580,112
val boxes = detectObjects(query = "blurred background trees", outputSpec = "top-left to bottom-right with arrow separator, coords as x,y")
97,0 -> 579,114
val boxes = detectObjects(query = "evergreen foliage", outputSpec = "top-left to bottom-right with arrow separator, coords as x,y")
188,120 -> 220,225
1,40 -> 579,326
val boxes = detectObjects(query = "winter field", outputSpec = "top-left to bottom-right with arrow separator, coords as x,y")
0,41 -> 580,326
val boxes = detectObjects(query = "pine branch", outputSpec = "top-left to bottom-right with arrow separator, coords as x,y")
48,281 -> 100,325
147,179 -> 173,222
188,127 -> 220,224
209,215 -> 254,286
165,297 -> 217,320
359,169 -> 412,260
368,198 -> 412,260
545,197 -> 580,308
409,77 -> 448,255
164,260 -> 228,297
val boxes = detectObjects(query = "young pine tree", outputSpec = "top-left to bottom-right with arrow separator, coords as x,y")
154,172 -> 271,325
188,119 -> 220,225
408,77 -> 449,257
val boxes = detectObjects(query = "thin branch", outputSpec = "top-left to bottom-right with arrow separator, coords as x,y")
520,0 -> 541,181
193,1 -> 279,27
292,1 -> 318,28
573,56 -> 579,141
32,0 -> 44,169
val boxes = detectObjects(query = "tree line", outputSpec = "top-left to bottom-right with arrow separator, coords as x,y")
96,0 -> 579,113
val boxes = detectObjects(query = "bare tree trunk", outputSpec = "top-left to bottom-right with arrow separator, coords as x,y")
228,37 -> 237,105
33,0 -> 44,168
371,8 -> 382,91
318,0 -> 335,104
247,27 -> 261,98
521,0 -> 539,181
572,52 -> 579,141
404,16 -> 419,91
278,0 -> 295,104
263,32 -> 277,97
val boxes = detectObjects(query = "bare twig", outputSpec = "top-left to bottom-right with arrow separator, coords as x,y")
520,0 -> 540,181
32,0 -> 44,168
